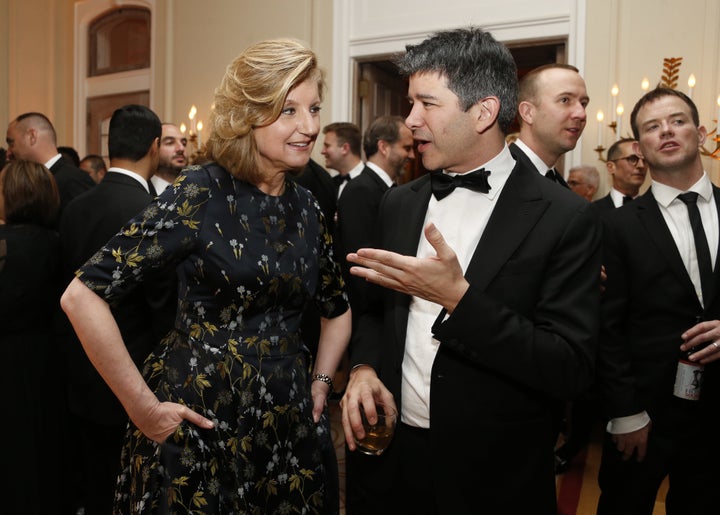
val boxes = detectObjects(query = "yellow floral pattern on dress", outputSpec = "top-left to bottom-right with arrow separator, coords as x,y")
78,163 -> 348,514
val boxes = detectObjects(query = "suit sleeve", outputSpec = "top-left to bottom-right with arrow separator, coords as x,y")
595,214 -> 644,418
337,179 -> 385,314
433,201 -> 602,401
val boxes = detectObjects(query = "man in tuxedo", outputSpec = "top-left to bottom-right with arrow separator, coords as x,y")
337,115 -> 414,287
151,123 -> 188,194
320,122 -> 366,198
594,137 -> 648,212
60,105 -> 176,515
5,112 -> 94,209
509,63 -> 589,186
340,27 -> 600,514
596,88 -> 720,515
568,165 -> 600,201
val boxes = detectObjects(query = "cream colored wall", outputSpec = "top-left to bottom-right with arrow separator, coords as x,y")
584,0 -> 720,196
161,0 -> 334,162
2,0 -> 76,146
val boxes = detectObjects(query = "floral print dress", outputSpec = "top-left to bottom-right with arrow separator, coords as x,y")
78,163 -> 348,514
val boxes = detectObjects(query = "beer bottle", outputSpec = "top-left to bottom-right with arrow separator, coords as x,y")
673,316 -> 706,401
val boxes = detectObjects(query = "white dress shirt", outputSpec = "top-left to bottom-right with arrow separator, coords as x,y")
401,145 -> 516,428
514,138 -> 555,176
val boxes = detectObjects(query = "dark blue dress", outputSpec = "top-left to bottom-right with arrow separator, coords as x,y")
78,163 -> 348,514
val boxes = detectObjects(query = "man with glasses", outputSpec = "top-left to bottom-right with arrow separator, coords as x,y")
594,138 -> 648,211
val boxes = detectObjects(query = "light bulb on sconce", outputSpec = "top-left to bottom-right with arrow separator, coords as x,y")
183,104 -> 205,162
611,84 -> 619,122
688,74 -> 696,100
616,103 -> 625,141
594,110 -> 607,161
641,77 -> 650,92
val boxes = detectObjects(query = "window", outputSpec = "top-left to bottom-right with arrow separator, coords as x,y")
88,7 -> 150,77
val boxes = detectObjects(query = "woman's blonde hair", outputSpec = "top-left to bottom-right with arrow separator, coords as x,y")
204,38 -> 324,183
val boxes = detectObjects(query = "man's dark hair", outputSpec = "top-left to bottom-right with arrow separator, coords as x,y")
80,154 -> 107,174
363,115 -> 405,158
630,87 -> 699,139
606,137 -> 637,161
58,146 -> 81,167
323,122 -> 361,157
395,27 -> 518,133
108,104 -> 161,161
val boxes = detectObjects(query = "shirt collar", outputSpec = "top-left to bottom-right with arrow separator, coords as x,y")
108,167 -> 152,194
44,153 -> 62,169
442,144 -> 515,201
364,161 -> 394,187
651,171 -> 713,208
514,138 -> 555,174
347,160 -> 365,179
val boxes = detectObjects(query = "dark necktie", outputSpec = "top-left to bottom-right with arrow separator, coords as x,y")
678,192 -> 713,304
148,181 -> 158,197
545,168 -> 569,188
430,169 -> 491,200
622,195 -> 633,205
333,174 -> 350,187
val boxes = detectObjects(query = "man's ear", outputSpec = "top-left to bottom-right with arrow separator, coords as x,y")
377,139 -> 390,157
28,128 -> 38,146
517,101 -> 534,125
697,125 -> 707,147
474,96 -> 500,133
341,142 -> 350,156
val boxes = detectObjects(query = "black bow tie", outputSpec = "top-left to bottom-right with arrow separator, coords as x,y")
333,174 -> 350,185
431,169 -> 491,200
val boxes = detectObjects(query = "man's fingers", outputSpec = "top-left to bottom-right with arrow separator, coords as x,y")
424,223 -> 452,260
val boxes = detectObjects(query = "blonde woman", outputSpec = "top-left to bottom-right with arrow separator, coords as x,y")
62,39 -> 350,514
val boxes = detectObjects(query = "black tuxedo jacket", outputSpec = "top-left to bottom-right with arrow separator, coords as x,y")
352,160 -> 601,513
598,187 -> 720,433
336,165 -> 386,309
593,193 -> 616,212
59,171 -> 176,424
49,157 -> 95,210
509,141 -> 569,188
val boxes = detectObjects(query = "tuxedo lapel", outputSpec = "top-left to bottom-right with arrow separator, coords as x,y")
390,175 -> 433,348
634,190 -> 700,306
464,161 -> 549,289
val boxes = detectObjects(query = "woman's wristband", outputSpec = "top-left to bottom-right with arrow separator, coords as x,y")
312,373 -> 334,392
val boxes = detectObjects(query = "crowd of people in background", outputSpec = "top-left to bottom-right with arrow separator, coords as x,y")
2,25 -> 719,515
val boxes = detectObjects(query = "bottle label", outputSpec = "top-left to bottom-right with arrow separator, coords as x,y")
673,359 -> 704,401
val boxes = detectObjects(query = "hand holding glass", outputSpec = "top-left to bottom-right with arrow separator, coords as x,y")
354,402 -> 397,455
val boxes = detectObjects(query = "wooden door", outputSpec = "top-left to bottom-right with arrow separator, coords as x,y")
86,91 -> 150,158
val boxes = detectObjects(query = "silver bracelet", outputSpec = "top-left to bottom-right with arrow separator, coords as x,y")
312,373 -> 334,392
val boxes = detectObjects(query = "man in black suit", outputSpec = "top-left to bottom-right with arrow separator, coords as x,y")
5,112 -> 94,209
340,27 -> 600,514
596,88 -> 720,515
320,122 -> 365,198
509,63 -> 589,187
594,137 -> 648,211
59,105 -> 176,515
337,115 -> 414,290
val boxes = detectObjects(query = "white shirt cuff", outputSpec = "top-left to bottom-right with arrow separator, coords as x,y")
606,411 -> 651,434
